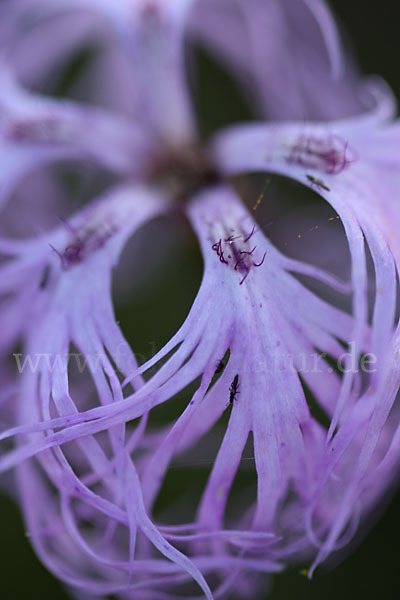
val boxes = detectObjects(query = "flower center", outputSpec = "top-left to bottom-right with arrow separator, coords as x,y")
146,143 -> 220,202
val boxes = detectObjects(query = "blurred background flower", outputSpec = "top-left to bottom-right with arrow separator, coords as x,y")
0,1 -> 400,599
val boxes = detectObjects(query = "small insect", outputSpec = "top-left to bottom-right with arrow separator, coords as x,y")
214,359 -> 225,375
306,174 -> 330,192
229,374 -> 240,404
39,265 -> 51,290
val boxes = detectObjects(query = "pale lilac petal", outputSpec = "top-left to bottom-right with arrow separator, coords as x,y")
189,0 -> 363,120
0,7 -> 103,89
4,0 -> 197,144
213,109 -> 400,572
1,1 -> 399,596
0,62 -> 147,208
0,184 -> 358,591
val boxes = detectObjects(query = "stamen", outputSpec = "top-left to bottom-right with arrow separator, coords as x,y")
225,234 -> 242,244
211,225 -> 267,284
51,220 -> 117,271
239,271 -> 250,285
6,117 -> 73,145
253,252 -> 267,268
288,134 -> 356,174
240,247 -> 256,256
212,239 -> 229,264
234,256 -> 246,271
235,248 -> 256,271
244,225 -> 256,243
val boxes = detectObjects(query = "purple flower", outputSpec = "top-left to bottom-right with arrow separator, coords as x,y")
0,1 -> 399,598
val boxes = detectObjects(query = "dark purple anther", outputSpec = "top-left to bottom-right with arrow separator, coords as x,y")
288,134 -> 356,175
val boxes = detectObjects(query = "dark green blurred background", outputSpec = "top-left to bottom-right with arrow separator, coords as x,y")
2,1 -> 400,599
